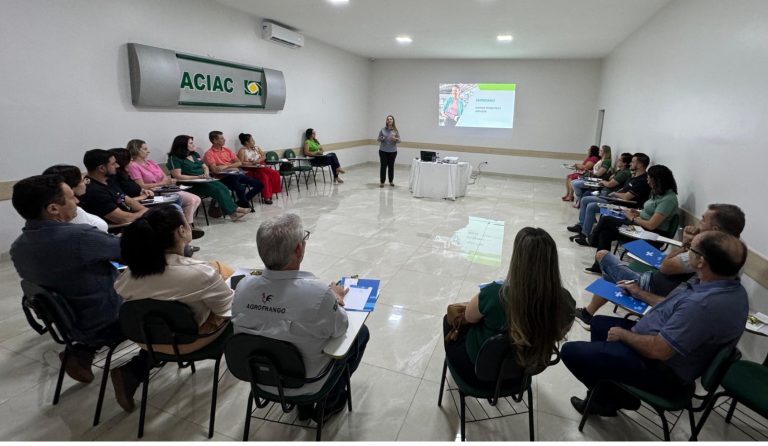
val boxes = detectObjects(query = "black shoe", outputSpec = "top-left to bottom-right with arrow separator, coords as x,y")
59,351 -> 94,384
111,366 -> 139,413
570,396 -> 617,417
297,404 -> 314,421
263,199 -> 273,205
313,395 -> 347,424
191,228 -> 205,239
575,307 -> 593,327
573,236 -> 591,246
567,223 -> 583,233
584,263 -> 602,275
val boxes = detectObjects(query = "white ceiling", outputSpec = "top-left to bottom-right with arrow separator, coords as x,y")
215,0 -> 671,59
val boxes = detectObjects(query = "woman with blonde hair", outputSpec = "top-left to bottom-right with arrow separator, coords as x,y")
377,115 -> 400,187
443,227 -> 575,387
125,139 -> 202,225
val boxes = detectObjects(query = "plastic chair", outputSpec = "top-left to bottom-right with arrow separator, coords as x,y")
579,345 -> 740,441
690,352 -> 764,440
437,334 -> 560,441
118,300 -> 232,438
265,151 -> 299,194
225,333 -> 352,441
20,280 -> 122,426
284,148 -> 315,187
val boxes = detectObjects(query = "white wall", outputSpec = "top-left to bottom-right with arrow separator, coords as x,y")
367,59 -> 603,176
598,0 -> 768,357
0,0 -> 372,253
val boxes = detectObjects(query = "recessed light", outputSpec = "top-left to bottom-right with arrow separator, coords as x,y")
396,36 -> 412,44
497,34 -> 514,42
327,0 -> 349,4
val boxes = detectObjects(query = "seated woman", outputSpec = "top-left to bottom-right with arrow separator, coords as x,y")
563,145 -> 600,202
443,227 -> 575,389
571,145 -> 613,207
114,205 -> 233,354
303,128 -> 345,184
42,164 -> 108,232
166,135 -> 250,221
237,133 -> 281,203
584,165 -> 678,274
125,139 -> 202,225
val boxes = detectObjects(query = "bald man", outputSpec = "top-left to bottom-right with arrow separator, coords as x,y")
562,231 -> 749,416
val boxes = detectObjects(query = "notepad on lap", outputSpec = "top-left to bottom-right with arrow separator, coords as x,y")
586,278 -> 650,315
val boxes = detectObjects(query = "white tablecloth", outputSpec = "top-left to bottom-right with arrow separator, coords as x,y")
408,159 -> 471,200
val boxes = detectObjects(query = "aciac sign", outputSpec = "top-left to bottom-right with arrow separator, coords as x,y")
180,72 -> 262,96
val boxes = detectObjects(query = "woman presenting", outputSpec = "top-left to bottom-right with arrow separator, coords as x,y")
377,115 -> 400,187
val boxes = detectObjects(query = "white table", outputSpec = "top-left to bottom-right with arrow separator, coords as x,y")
408,159 -> 471,200
323,311 -> 369,358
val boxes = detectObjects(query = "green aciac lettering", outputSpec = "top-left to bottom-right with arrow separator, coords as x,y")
193,73 -> 206,90
206,74 -> 212,90
180,72 -> 193,90
224,78 -> 233,93
212,76 -> 223,92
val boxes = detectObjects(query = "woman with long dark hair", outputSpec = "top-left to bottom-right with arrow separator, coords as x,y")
377,115 -> 400,187
443,227 -> 575,387
563,145 -> 600,202
302,128 -> 345,184
584,164 -> 679,274
166,135 -> 250,221
237,132 -> 281,203
115,205 -> 233,354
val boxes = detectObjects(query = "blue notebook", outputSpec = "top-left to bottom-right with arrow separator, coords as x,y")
341,277 -> 380,312
586,278 -> 650,315
599,207 -> 627,220
623,240 -> 667,269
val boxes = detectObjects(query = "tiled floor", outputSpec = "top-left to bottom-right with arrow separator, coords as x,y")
0,162 -> 763,441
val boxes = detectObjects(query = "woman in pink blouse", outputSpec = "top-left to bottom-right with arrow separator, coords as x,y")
125,139 -> 201,224
562,145 -> 600,202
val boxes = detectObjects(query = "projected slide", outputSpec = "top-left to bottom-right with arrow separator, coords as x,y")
438,83 -> 516,129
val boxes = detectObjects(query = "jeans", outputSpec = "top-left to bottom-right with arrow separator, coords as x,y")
379,151 -> 397,183
578,196 -> 607,236
572,179 -> 586,201
599,252 -> 652,291
310,154 -> 341,178
561,316 -> 685,410
217,174 -> 263,206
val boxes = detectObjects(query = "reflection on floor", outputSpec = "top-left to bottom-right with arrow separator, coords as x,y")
0,162 -> 763,441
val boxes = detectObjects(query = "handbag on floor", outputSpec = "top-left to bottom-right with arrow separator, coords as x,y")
445,302 -> 470,342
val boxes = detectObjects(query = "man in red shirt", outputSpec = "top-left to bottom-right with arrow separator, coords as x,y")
203,131 -> 267,205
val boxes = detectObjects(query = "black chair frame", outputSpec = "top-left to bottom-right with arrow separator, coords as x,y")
437,334 -> 560,441
119,300 -> 230,439
225,333 -> 352,441
20,280 -> 121,426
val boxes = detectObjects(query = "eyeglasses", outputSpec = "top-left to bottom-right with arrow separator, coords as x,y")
303,230 -> 311,241
684,244 -> 707,262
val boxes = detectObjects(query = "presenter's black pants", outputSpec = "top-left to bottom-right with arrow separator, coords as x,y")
561,316 -> 685,411
379,151 -> 397,184
217,174 -> 263,207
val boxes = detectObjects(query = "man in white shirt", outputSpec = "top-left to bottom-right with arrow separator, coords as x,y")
232,213 -> 369,423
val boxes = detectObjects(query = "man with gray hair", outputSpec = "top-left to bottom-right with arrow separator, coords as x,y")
232,213 -> 369,423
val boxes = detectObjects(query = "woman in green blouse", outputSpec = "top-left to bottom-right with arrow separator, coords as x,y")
443,227 -> 576,388
303,128 -> 345,184
167,135 -> 250,221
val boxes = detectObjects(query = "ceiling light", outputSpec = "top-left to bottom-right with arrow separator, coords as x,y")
396,36 -> 412,44
497,34 -> 514,42
327,0 -> 349,4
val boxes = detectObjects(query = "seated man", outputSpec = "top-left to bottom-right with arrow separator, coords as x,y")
79,149 -> 148,225
9,174 -> 148,412
232,213 -> 369,423
562,231 -> 749,416
576,203 -> 746,326
203,131 -> 266,206
568,153 -> 652,245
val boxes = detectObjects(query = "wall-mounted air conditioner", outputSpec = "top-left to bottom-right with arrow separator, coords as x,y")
262,21 -> 304,49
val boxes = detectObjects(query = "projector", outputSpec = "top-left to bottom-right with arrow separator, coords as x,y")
443,156 -> 459,164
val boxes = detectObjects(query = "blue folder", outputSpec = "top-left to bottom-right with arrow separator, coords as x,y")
622,240 -> 666,269
342,277 -> 380,312
586,278 -> 650,315
599,207 -> 627,220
